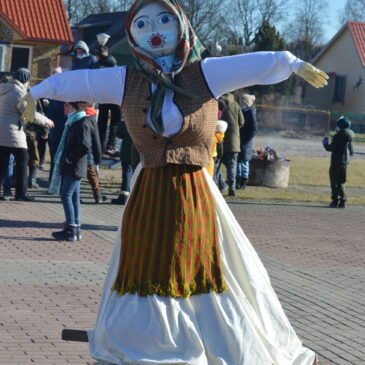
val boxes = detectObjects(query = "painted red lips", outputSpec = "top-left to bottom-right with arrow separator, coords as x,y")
148,33 -> 166,48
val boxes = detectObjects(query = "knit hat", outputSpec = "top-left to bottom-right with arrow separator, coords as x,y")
216,120 -> 228,133
74,40 -> 89,54
240,94 -> 256,108
13,68 -> 31,84
337,116 -> 351,129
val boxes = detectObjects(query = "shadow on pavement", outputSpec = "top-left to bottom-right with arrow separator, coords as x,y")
0,219 -> 117,231
227,200 -> 328,209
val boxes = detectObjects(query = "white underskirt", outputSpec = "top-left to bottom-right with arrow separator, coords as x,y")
88,165 -> 315,365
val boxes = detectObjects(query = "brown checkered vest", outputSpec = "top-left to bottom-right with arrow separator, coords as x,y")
122,61 -> 218,168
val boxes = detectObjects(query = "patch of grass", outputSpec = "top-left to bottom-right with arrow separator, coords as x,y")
230,157 -> 365,205
288,157 -> 365,187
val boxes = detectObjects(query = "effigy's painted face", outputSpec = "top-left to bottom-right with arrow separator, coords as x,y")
131,2 -> 178,57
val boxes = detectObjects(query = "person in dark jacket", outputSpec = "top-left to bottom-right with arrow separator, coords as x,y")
26,99 -> 49,188
84,106 -> 103,203
51,102 -> 100,241
219,92 -> 244,196
323,116 -> 354,208
111,120 -> 135,205
91,45 -> 121,155
236,94 -> 258,190
71,41 -> 96,71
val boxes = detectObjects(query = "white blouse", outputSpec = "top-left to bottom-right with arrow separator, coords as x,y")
30,51 -> 302,138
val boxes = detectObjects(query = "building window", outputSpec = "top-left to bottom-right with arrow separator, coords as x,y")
333,75 -> 346,104
0,44 -> 7,71
10,45 -> 33,72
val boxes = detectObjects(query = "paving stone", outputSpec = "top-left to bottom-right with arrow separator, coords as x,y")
0,168 -> 364,364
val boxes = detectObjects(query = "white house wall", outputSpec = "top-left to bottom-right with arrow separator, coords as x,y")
305,28 -> 365,114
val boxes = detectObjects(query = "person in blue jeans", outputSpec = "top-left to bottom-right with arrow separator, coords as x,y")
2,153 -> 14,197
236,94 -> 258,189
51,101 -> 101,241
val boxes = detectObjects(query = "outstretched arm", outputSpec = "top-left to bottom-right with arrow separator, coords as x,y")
30,66 -> 127,105
201,51 -> 328,98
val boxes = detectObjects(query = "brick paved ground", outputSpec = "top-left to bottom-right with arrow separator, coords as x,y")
0,168 -> 364,365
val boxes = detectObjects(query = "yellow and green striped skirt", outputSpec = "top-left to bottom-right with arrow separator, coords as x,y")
112,164 -> 227,298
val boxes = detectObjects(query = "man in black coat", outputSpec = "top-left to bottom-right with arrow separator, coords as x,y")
237,94 -> 258,189
91,45 -> 121,155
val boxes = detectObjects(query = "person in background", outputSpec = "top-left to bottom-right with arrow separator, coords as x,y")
37,98 -> 49,170
51,101 -> 99,241
2,153 -> 14,198
0,68 -> 53,201
207,119 -> 228,177
25,99 -> 49,189
111,120 -> 134,205
46,68 -> 68,183
323,116 -> 354,208
92,45 -> 121,155
71,40 -> 96,71
236,94 -> 258,190
84,105 -> 103,204
219,92 -> 244,196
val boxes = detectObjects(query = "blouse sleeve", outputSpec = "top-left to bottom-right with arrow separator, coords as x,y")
30,66 -> 127,105
201,51 -> 303,99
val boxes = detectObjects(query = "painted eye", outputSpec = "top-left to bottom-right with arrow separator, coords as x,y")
158,14 -> 174,25
137,20 -> 146,29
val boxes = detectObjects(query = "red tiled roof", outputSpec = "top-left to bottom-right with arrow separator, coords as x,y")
348,21 -> 365,67
0,0 -> 73,44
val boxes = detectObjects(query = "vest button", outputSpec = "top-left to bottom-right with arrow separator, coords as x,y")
142,124 -> 147,128
142,108 -> 148,113
153,136 -> 157,140
146,96 -> 151,101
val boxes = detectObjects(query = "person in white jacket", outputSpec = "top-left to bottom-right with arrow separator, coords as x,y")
0,68 -> 53,201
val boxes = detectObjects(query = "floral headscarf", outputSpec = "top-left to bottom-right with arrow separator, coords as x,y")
126,0 -> 206,134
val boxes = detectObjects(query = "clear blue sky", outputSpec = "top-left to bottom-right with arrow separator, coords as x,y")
324,0 -> 347,42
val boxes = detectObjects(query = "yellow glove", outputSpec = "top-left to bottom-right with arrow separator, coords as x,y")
19,92 -> 36,124
296,62 -> 329,88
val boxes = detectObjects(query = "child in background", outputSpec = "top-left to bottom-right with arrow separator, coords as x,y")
323,116 -> 354,208
51,102 -> 100,241
207,120 -> 228,176
212,99 -> 229,191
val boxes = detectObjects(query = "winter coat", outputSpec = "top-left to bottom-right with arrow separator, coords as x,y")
116,120 -> 133,164
91,55 -> 117,69
221,93 -> 244,153
60,116 -> 98,179
47,100 -> 67,152
323,129 -> 354,165
86,114 -> 102,166
0,79 -> 50,149
71,55 -> 96,70
238,106 -> 258,161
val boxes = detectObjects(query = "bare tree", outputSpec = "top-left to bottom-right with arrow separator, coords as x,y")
231,0 -> 287,47
179,0 -> 226,45
285,0 -> 329,45
63,0 -> 133,25
342,0 -> 365,23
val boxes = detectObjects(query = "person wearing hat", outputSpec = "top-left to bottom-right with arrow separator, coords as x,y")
236,93 -> 258,189
0,68 -> 53,201
72,40 -> 96,71
91,45 -> 121,156
24,0 -> 329,363
323,116 -> 354,208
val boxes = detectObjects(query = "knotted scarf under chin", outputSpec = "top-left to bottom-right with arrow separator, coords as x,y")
135,61 -> 198,135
